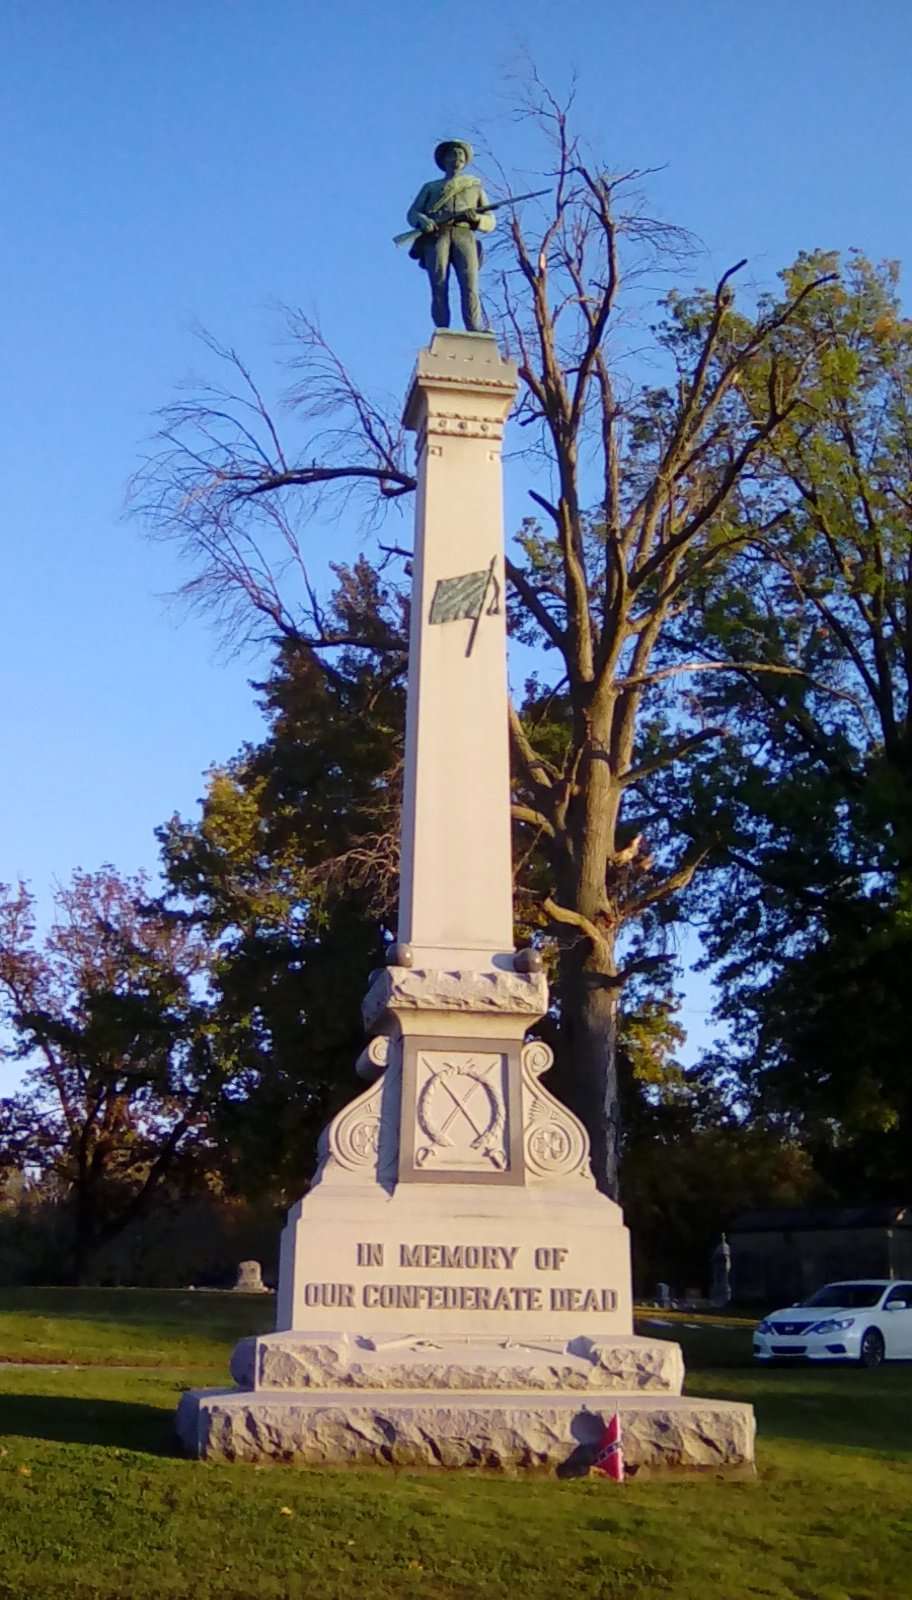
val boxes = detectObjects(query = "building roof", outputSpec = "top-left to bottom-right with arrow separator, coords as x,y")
731,1205 -> 912,1234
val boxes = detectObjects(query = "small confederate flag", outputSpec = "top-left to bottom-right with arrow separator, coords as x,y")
592,1411 -> 624,1481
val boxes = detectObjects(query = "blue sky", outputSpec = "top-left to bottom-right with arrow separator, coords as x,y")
2,0 -> 910,1081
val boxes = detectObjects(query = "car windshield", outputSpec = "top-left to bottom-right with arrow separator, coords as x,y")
805,1283 -> 884,1308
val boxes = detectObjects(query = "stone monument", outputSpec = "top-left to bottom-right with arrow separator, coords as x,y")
232,1260 -> 269,1294
176,332 -> 755,1473
711,1233 -> 733,1308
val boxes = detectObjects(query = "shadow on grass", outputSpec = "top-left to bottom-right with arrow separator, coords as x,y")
684,1361 -> 912,1458
0,1393 -> 181,1457
638,1318 -> 912,1459
750,1367 -> 912,1459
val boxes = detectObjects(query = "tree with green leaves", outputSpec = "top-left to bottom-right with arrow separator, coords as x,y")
157,634 -> 400,1200
135,85 -> 836,1196
0,868 -> 217,1280
659,252 -> 912,1194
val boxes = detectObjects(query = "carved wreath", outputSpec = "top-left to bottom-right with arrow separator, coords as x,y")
417,1060 -> 505,1152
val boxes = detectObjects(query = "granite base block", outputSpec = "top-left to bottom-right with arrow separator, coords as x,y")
230,1331 -> 684,1395
176,1387 -> 755,1475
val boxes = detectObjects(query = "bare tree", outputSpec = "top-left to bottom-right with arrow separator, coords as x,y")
133,83 -> 833,1195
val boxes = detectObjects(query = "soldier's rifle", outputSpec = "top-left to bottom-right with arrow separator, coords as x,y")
392,189 -> 550,251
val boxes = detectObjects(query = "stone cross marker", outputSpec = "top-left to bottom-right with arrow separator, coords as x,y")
177,332 -> 755,1475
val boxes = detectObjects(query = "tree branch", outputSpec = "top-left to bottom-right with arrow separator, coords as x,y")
620,727 -> 725,788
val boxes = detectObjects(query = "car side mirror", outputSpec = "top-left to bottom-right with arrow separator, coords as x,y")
888,1300 -> 909,1311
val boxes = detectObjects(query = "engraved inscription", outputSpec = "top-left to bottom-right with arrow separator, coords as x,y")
550,1287 -> 617,1312
533,1246 -> 570,1270
363,1284 -> 544,1311
359,1283 -> 617,1312
333,1240 -> 619,1317
301,1282 -> 355,1308
400,1243 -> 519,1270
356,1243 -> 384,1266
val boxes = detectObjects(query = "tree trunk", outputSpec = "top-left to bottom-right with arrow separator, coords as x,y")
554,932 -> 621,1198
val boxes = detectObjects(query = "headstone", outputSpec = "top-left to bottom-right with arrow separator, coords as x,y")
233,1260 -> 268,1294
176,333 -> 755,1475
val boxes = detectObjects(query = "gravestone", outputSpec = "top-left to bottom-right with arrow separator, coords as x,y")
233,1260 -> 268,1294
176,333 -> 755,1473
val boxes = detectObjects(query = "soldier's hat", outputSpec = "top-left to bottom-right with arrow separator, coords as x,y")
434,138 -> 473,170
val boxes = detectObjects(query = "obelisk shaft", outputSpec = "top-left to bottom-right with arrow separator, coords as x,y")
397,332 -> 518,971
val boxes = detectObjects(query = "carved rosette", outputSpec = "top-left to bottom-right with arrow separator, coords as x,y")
329,1100 -> 379,1164
415,408 -> 509,462
332,1095 -> 383,1169
520,1041 -> 592,1184
425,411 -> 506,441
321,1045 -> 400,1186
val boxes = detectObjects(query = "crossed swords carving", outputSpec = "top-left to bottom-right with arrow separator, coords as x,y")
419,1059 -> 499,1148
434,1073 -> 491,1145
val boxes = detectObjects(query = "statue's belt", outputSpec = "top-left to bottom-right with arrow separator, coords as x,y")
409,228 -> 483,266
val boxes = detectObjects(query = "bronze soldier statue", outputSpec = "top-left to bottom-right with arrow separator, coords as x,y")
405,139 -> 495,333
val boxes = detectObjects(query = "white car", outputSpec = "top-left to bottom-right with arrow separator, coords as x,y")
753,1278 -> 912,1367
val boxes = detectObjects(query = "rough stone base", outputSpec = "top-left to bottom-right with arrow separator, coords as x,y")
230,1331 -> 684,1395
176,1387 -> 755,1475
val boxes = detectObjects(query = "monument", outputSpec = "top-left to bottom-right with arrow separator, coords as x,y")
712,1234 -> 733,1308
176,167 -> 755,1472
232,1259 -> 269,1294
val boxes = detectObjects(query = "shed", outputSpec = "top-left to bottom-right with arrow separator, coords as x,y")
729,1205 -> 912,1305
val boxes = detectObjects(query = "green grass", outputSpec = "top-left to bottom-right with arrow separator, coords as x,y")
1,1291 -> 910,1600
0,1286 -> 276,1367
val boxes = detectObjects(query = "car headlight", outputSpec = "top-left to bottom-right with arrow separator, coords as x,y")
810,1317 -> 855,1334
755,1320 -> 772,1335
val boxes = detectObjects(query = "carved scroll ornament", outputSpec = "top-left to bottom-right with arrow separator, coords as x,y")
520,1040 -> 592,1184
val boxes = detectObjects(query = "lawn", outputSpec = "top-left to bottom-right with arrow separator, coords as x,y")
0,1286 -> 275,1369
1,1291 -> 909,1600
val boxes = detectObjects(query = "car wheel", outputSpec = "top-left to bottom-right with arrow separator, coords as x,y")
859,1328 -> 885,1369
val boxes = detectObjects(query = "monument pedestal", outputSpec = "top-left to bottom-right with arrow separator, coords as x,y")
176,333 -> 754,1475
177,964 -> 755,1474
